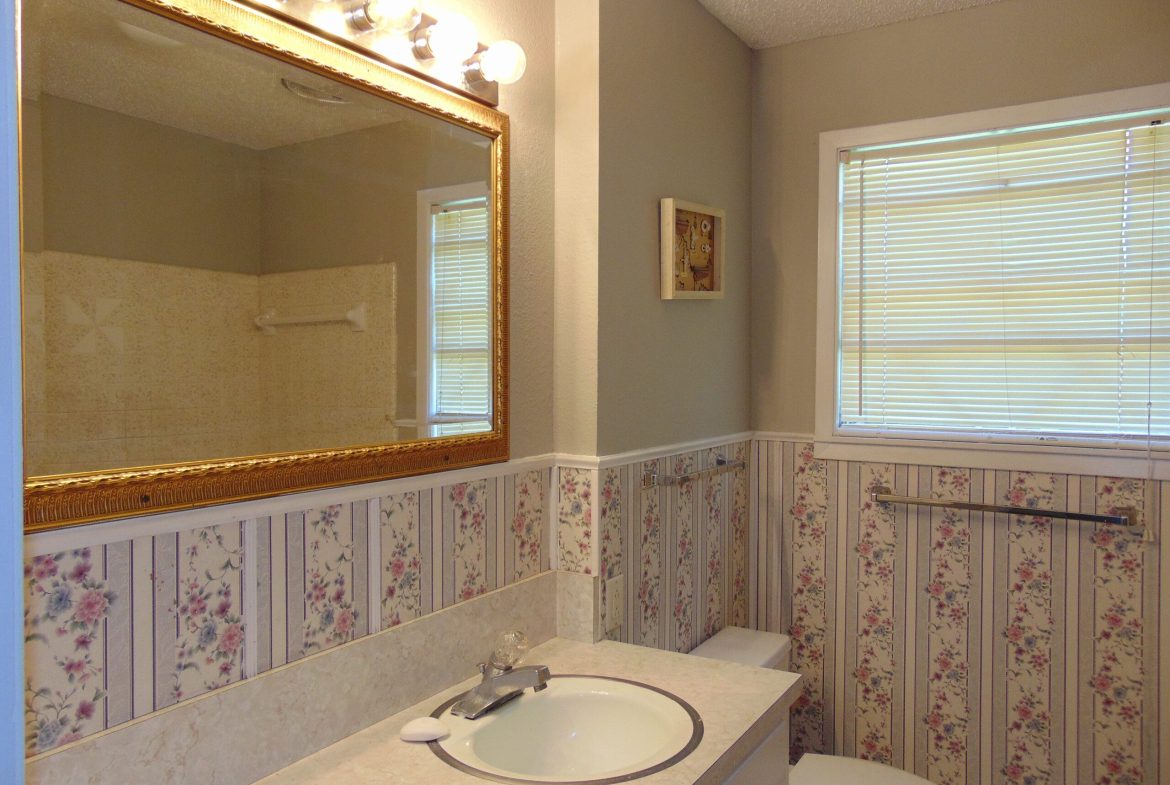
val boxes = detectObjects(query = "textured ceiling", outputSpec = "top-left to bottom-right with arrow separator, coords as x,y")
696,0 -> 1012,49
23,0 -> 422,149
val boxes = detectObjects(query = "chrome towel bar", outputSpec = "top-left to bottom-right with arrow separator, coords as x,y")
870,485 -> 1138,527
642,457 -> 746,489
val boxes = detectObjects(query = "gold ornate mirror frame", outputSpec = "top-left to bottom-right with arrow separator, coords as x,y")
22,0 -> 509,531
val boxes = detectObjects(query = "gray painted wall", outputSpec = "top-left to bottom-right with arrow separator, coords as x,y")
596,0 -> 752,454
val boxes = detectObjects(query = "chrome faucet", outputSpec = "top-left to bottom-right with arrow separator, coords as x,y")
449,662 -> 551,719
449,631 -> 549,720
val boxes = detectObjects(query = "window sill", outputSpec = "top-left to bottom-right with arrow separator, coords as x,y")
813,433 -> 1170,481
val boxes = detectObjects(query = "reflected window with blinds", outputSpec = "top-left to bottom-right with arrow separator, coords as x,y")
835,110 -> 1169,444
422,189 -> 492,437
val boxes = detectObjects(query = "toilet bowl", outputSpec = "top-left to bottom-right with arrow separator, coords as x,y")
689,627 -> 936,785
789,754 -> 936,785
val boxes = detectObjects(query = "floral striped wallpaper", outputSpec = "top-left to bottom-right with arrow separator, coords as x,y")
597,442 -> 751,652
752,438 -> 1165,785
23,468 -> 549,758
24,433 -> 1167,785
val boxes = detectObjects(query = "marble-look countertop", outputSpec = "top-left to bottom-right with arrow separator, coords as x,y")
252,638 -> 802,785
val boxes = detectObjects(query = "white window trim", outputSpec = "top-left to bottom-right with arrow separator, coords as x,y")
815,81 -> 1170,480
416,181 -> 490,439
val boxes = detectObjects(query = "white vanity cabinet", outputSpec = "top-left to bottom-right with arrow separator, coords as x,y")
722,718 -> 790,785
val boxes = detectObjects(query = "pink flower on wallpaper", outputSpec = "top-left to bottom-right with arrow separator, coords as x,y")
184,591 -> 207,618
217,623 -> 244,654
30,556 -> 58,581
334,609 -> 355,637
68,561 -> 92,583
308,574 -> 328,604
73,590 -> 109,626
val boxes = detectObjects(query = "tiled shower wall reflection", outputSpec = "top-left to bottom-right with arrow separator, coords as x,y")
22,250 -> 403,477
754,439 -> 1167,785
23,468 -> 549,757
596,442 -> 752,653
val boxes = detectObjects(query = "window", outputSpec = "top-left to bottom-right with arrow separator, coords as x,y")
418,184 -> 492,438
816,86 -> 1170,472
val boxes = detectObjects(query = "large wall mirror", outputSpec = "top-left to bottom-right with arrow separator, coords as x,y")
20,0 -> 509,530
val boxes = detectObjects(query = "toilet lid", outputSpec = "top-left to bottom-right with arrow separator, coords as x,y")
790,754 -> 937,785
688,626 -> 791,669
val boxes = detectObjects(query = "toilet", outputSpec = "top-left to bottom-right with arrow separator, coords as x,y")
690,627 -> 935,785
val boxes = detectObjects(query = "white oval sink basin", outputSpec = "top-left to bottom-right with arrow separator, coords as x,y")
429,674 -> 703,783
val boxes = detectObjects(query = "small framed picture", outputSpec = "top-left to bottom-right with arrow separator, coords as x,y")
660,198 -> 725,300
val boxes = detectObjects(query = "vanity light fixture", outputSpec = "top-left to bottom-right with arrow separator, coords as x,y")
248,0 -> 525,104
341,0 -> 418,33
377,0 -> 422,32
342,0 -> 385,32
463,39 -> 526,86
412,13 -> 479,63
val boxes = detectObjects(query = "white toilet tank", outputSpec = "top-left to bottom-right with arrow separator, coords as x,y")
689,626 -> 792,670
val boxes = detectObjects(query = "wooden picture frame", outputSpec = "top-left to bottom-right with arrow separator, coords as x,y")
660,198 -> 725,300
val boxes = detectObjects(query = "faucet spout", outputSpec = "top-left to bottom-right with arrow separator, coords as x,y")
449,664 -> 551,720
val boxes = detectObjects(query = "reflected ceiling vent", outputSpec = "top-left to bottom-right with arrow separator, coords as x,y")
280,78 -> 349,105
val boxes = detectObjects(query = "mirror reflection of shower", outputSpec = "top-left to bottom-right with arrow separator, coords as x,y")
20,0 -> 493,475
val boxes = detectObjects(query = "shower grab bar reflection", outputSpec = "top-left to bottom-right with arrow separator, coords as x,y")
642,456 -> 746,489
870,485 -> 1138,527
254,302 -> 367,335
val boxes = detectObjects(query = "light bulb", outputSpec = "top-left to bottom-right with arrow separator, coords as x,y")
425,15 -> 478,63
479,40 -> 526,85
308,2 -> 349,37
363,0 -> 386,25
379,0 -> 421,32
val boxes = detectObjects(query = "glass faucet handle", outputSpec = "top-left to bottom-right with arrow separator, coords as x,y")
489,630 -> 529,670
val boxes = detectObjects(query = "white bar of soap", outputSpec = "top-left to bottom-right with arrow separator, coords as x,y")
399,716 -> 449,742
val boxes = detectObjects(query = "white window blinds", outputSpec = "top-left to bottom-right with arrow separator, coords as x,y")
429,197 -> 491,437
837,116 -> 1169,443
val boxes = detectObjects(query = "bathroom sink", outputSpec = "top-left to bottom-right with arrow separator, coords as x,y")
429,674 -> 703,784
